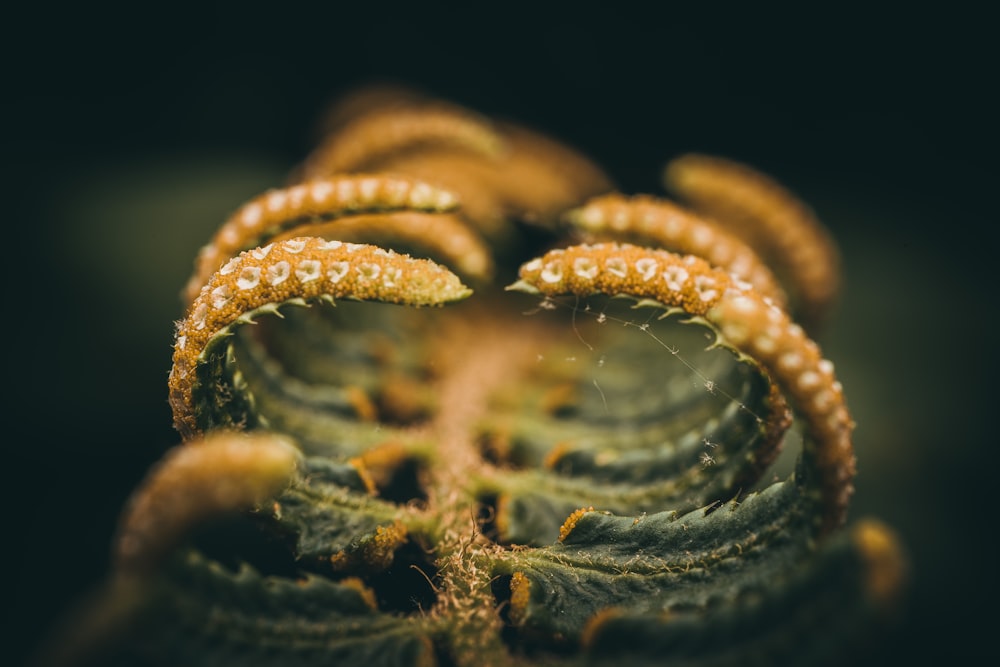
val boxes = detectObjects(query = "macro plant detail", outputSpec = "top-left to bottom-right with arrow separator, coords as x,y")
52,86 -> 906,667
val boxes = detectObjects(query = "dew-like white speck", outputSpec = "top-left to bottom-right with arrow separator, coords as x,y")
778,352 -> 803,372
237,266 -> 261,290
694,275 -> 718,302
219,257 -> 240,275
606,256 -> 628,278
283,239 -> 307,254
663,266 -> 689,291
267,261 -> 291,286
573,257 -> 599,280
241,204 -> 263,227
251,244 -> 274,260
798,371 -> 822,391
357,263 -> 381,281
288,185 -> 307,207
383,267 -> 402,287
327,261 -> 350,284
337,179 -> 357,202
310,181 -> 333,202
409,182 -> 433,207
635,257 -> 658,281
267,190 -> 287,212
359,178 -> 378,201
211,284 -> 233,309
296,260 -> 321,282
541,261 -> 563,284
220,227 -> 239,246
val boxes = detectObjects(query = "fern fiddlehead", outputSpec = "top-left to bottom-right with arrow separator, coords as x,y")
50,86 -> 906,667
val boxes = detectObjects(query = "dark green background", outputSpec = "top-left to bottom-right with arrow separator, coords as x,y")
7,2 -> 996,664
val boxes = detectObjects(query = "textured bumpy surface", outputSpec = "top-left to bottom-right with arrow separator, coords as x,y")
49,86 -> 906,667
564,193 -> 788,306
663,154 -> 840,330
183,174 -> 467,303
170,237 -> 471,439
511,242 -> 854,536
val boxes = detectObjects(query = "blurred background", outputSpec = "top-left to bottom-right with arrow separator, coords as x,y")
6,2 -> 996,664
